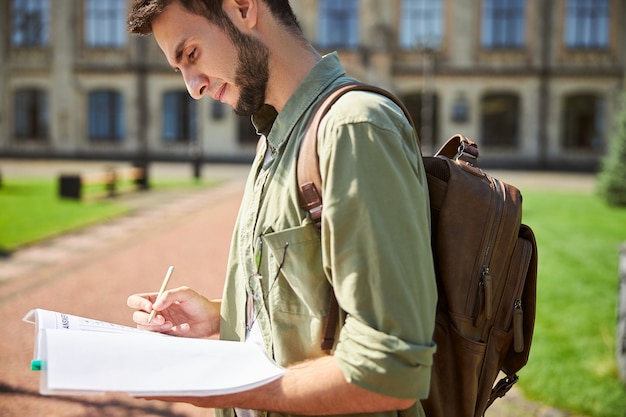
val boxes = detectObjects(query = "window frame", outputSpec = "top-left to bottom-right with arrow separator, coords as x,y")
11,0 -> 49,48
84,0 -> 127,49
561,93 -> 605,151
14,88 -> 49,141
480,0 -> 527,49
88,90 -> 125,142
162,91 -> 198,143
480,92 -> 521,148
563,0 -> 610,50
399,0 -> 444,50
317,0 -> 359,49
400,92 -> 440,149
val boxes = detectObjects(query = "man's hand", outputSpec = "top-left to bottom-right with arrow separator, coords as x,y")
127,286 -> 221,338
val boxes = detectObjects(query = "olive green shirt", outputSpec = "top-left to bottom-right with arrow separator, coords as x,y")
218,53 -> 437,417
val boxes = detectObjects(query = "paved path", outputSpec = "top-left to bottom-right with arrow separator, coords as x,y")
0,160 -> 595,416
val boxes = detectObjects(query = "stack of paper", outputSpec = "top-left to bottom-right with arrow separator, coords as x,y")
23,309 -> 285,396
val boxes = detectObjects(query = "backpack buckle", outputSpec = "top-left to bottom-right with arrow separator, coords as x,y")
454,140 -> 479,166
485,374 -> 519,413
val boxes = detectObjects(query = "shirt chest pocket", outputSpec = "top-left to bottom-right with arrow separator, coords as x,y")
261,222 -> 330,318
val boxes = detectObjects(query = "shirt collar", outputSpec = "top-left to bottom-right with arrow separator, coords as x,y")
252,52 -> 346,151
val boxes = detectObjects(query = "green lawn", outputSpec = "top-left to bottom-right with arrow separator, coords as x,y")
0,178 -> 216,253
518,188 -> 626,417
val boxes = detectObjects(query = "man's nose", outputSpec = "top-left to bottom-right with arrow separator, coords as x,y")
182,70 -> 208,100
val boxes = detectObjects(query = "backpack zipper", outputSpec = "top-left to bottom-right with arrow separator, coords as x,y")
482,266 -> 493,320
475,175 -> 504,327
513,299 -> 524,353
509,237 -> 533,352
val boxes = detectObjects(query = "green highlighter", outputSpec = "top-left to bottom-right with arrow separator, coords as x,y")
31,360 -> 43,371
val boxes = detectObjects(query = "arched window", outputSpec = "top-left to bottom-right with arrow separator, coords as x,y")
14,88 -> 48,140
562,93 -> 604,151
480,93 -> 520,147
401,92 -> 439,148
162,91 -> 197,143
88,90 -> 125,141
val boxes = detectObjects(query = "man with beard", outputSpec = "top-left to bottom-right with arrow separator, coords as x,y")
125,1 -> 437,417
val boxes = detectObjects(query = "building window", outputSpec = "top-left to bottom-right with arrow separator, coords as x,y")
562,93 -> 604,151
481,0 -> 526,49
163,92 -> 198,143
401,93 -> 440,148
399,0 -> 443,50
212,101 -> 225,121
85,0 -> 127,48
480,93 -> 520,147
14,89 -> 48,140
318,0 -> 359,49
451,93 -> 470,124
88,90 -> 125,141
564,0 -> 609,49
11,0 -> 49,47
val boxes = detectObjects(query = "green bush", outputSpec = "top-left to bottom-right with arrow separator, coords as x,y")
598,92 -> 626,206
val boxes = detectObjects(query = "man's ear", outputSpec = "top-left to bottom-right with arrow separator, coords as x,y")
225,0 -> 258,31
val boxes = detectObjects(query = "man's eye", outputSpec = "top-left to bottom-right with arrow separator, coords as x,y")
188,49 -> 196,60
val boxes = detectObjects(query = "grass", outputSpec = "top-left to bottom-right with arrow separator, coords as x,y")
0,177 -> 217,254
518,188 -> 626,417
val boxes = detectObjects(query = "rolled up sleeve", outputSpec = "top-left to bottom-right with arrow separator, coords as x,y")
335,315 -> 436,399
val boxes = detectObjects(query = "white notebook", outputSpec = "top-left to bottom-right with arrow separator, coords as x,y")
23,308 -> 285,396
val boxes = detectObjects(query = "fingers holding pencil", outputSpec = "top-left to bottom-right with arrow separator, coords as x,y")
148,266 -> 174,324
126,265 -> 174,328
127,285 -> 221,338
127,293 -> 171,330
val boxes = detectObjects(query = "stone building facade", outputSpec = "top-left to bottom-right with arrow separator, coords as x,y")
1,0 -> 624,169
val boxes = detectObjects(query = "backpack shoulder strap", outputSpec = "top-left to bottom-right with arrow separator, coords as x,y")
296,82 -> 417,350
297,82 -> 417,229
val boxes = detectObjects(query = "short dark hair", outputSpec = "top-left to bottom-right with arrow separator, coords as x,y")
127,0 -> 301,36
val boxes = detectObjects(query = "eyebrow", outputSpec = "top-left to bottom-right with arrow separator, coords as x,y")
173,39 -> 187,68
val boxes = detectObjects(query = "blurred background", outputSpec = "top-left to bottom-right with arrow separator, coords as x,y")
0,0 -> 624,170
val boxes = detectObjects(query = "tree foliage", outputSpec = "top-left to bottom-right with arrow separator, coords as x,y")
598,93 -> 626,206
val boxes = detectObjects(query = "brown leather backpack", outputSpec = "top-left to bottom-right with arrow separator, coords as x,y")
297,83 -> 538,417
